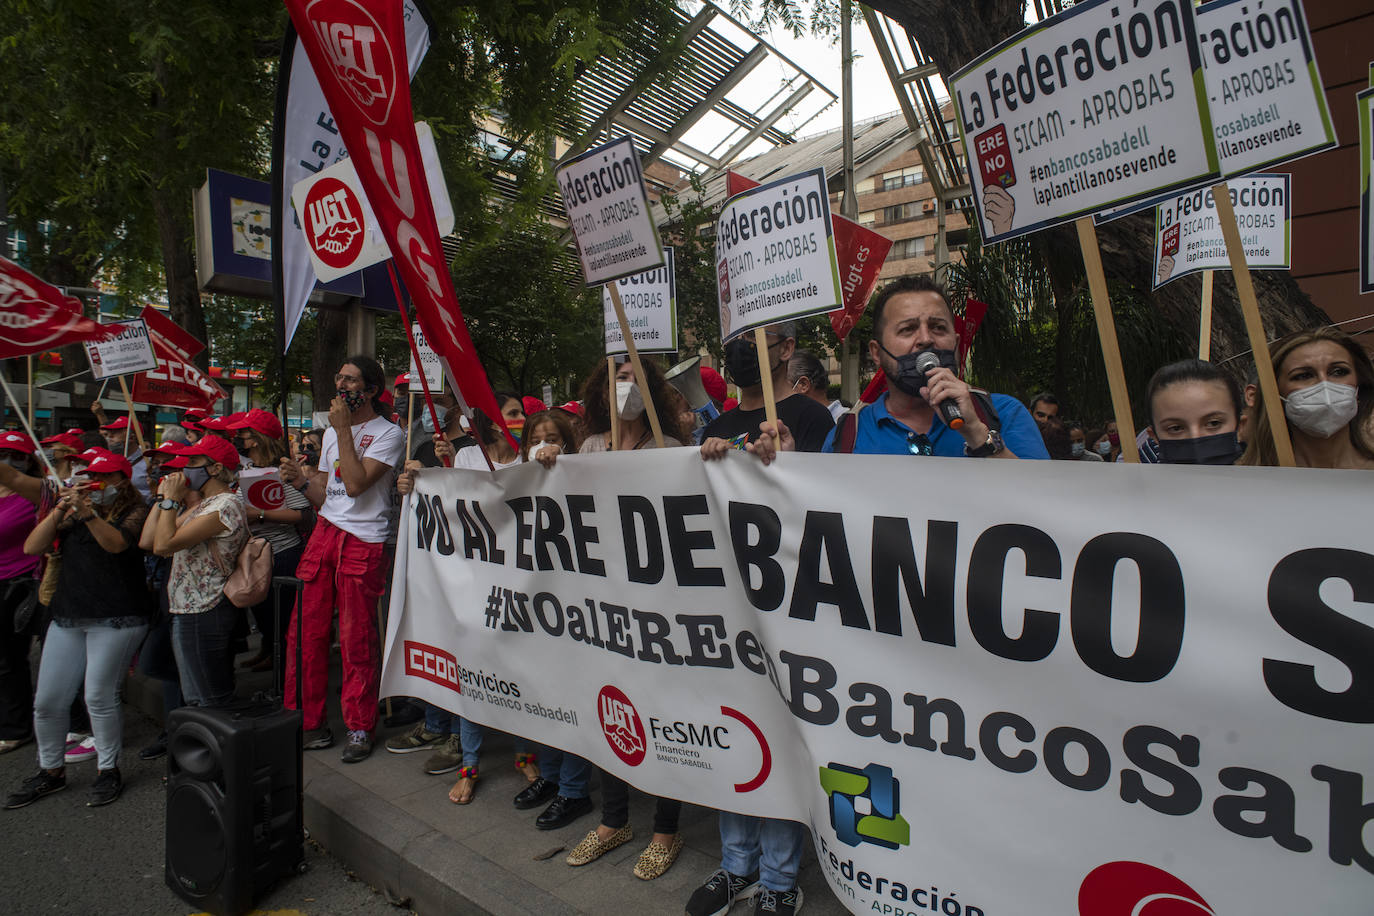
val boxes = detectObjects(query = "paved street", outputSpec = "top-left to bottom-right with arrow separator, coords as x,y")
0,699 -> 407,916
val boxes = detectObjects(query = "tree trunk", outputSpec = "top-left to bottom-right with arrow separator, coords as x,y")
150,188 -> 208,370
312,307 -> 350,412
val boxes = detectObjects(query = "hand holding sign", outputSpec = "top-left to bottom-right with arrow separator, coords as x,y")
1157,254 -> 1176,285
983,185 -> 1016,236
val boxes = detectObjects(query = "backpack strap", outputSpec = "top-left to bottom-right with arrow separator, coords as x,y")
968,388 -> 1002,432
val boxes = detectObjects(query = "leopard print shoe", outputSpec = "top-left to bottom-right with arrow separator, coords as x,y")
632,833 -> 684,880
565,824 -> 633,866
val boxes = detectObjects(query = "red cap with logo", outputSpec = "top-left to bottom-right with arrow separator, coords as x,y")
198,413 -> 242,432
555,401 -> 584,417
146,440 -> 187,457
84,452 -> 134,477
394,372 -> 411,389
0,431 -> 37,456
70,447 -> 114,465
163,434 -> 240,470
229,408 -> 283,441
99,416 -> 134,431
40,429 -> 85,450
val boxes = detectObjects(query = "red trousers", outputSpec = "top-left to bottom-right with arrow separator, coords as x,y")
285,518 -> 387,732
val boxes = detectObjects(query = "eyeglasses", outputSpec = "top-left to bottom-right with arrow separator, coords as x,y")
334,373 -> 364,385
906,432 -> 933,456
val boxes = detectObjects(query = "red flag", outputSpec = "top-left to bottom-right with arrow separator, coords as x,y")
130,306 -> 227,411
0,257 -> 114,358
724,171 -> 890,342
284,0 -> 511,446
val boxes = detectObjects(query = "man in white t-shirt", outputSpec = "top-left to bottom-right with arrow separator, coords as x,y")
280,356 -> 405,763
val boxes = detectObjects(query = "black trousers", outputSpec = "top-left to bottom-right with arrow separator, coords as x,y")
600,769 -> 682,834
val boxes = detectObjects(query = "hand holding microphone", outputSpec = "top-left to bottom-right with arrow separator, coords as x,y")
914,351 -> 964,430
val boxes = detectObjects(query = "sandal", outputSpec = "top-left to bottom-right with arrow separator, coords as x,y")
448,765 -> 478,805
633,833 -> 684,880
514,751 -> 540,784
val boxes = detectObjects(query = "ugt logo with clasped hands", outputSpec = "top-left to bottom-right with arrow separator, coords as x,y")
819,762 -> 910,850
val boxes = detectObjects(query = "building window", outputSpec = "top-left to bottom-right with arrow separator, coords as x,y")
890,237 -> 928,261
881,201 -> 927,224
858,210 -> 877,226
881,166 -> 925,192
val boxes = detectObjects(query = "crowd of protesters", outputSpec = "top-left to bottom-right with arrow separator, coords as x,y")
0,274 -> 1369,914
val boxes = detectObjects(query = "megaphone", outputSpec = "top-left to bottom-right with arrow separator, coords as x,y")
665,356 -> 721,428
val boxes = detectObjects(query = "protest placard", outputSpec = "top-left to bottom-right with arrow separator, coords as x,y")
382,451 -> 1370,916
714,168 -> 843,342
238,467 -> 285,511
290,122 -> 453,283
603,249 -> 676,355
1154,174 -> 1290,288
951,0 -> 1220,243
83,318 -> 157,380
557,136 -> 663,286
1197,0 -> 1336,177
408,323 -> 444,391
1360,87 -> 1373,294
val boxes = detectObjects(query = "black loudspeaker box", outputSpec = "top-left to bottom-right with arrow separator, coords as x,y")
164,703 -> 304,915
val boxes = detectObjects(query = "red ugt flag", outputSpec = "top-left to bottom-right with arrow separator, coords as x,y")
283,0 -> 511,445
0,257 -> 114,359
131,306 -> 228,412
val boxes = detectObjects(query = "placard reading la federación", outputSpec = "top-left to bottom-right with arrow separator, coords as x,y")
1154,174 -> 1290,288
951,0 -> 1220,242
84,319 -> 157,380
1360,87 -> 1373,294
714,168 -> 842,342
1197,0 -> 1336,177
557,136 -> 664,286
604,248 -> 676,355
408,323 -> 444,391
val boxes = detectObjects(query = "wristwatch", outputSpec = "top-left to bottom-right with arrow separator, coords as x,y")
965,428 -> 1005,458
158,498 -> 183,512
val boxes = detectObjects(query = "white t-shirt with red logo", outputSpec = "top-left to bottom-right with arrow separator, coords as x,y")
317,415 -> 406,543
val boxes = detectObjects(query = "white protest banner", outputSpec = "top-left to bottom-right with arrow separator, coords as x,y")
603,248 -> 676,355
1197,0 -> 1336,177
1154,173 -> 1290,288
951,0 -> 1220,242
238,466 -> 285,511
408,323 -> 444,391
714,168 -> 843,342
1360,87 -> 1373,294
289,122 -> 453,283
557,136 -> 663,285
381,451 -> 1369,916
83,319 -> 157,381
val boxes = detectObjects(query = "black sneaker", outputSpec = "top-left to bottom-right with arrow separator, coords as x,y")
4,769 -> 67,810
340,730 -> 372,764
87,767 -> 123,807
534,794 -> 593,830
303,727 -> 334,751
685,868 -> 760,916
754,886 -> 803,915
138,734 -> 168,761
512,776 -> 558,810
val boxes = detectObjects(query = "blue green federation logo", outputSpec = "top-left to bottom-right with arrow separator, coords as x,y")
819,762 -> 910,850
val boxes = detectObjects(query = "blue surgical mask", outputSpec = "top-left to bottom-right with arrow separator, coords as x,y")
421,406 -> 448,435
1071,442 -> 1085,458
183,465 -> 211,492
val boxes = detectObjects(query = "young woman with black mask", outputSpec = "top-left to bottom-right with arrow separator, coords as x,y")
1145,360 -> 1245,465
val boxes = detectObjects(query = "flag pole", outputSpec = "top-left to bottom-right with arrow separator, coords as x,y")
116,376 -> 146,454
26,356 -> 34,432
0,376 -> 58,478
385,262 -> 451,468
608,356 -> 619,451
606,283 -> 665,449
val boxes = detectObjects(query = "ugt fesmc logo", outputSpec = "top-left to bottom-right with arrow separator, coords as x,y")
598,685 -> 647,767
819,762 -> 910,850
1079,861 -> 1215,915
307,0 -> 399,124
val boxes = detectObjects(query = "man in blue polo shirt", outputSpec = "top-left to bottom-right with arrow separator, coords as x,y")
823,275 -> 1048,460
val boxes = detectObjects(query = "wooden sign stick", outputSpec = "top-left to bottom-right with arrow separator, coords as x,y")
1075,216 -> 1140,463
607,356 -> 619,451
607,283 -> 665,449
754,326 -> 780,431
116,375 -> 147,454
1210,181 -> 1296,467
26,356 -> 34,432
405,391 -> 415,459
1198,270 -> 1214,360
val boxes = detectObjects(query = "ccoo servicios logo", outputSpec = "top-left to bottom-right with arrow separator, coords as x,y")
819,762 -> 910,850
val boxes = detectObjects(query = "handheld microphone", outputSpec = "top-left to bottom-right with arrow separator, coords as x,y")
913,351 -> 964,430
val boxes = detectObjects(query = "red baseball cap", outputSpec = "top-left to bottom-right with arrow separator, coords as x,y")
40,429 -> 85,450
146,440 -> 187,457
164,434 -> 240,470
700,366 -> 727,404
99,416 -> 135,431
522,396 -> 546,416
198,413 -> 242,432
84,452 -> 133,477
229,408 -> 283,441
0,431 -> 36,455
70,447 -> 114,465
555,401 -> 584,416
394,372 -> 411,389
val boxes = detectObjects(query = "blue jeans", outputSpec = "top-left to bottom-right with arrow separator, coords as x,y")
538,747 -> 591,799
33,621 -> 147,771
719,813 -> 806,892
421,704 -> 483,767
171,596 -> 238,707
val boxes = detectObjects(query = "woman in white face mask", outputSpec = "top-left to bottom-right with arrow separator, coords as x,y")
1240,327 -> 1374,469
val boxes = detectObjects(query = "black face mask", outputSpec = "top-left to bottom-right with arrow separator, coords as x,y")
1156,431 -> 1243,466
723,338 -> 770,389
880,345 -> 957,397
